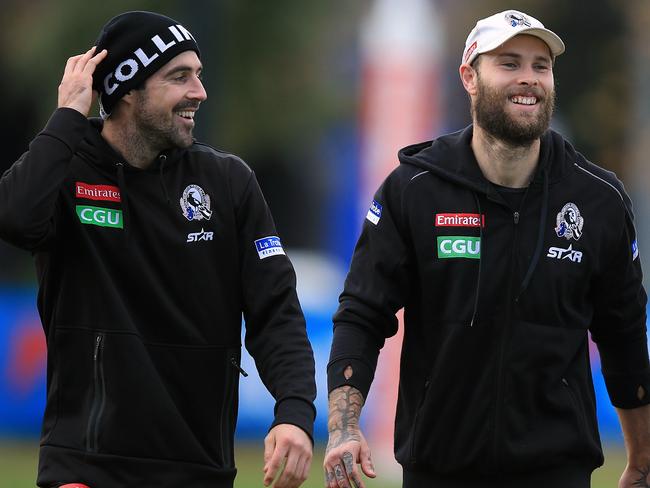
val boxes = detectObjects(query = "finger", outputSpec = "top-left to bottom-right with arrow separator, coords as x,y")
263,443 -> 288,486
334,463 -> 351,488
84,49 -> 108,74
64,54 -> 84,75
342,451 -> 364,488
263,433 -> 275,469
74,46 -> 97,73
300,452 -> 312,483
276,449 -> 300,488
359,443 -> 376,478
325,468 -> 337,488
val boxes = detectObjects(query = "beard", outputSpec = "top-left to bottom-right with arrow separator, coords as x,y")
132,90 -> 197,150
473,75 -> 555,147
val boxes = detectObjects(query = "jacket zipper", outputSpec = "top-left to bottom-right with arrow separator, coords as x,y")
220,355 -> 243,467
86,333 -> 106,452
491,209 -> 521,471
562,378 -> 588,437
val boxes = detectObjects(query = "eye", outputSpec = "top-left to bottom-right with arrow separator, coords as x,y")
502,62 -> 517,68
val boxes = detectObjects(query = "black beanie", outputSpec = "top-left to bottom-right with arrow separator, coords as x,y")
93,11 -> 201,119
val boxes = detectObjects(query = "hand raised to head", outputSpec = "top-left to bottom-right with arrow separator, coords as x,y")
58,46 -> 107,116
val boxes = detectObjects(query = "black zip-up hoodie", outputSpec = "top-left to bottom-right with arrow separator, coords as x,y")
328,126 -> 650,486
0,108 -> 316,488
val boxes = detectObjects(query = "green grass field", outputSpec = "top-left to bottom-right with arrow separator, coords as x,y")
0,440 -> 627,487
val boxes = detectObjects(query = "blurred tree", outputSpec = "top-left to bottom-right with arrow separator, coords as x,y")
207,1 -> 367,247
1,0 -> 639,268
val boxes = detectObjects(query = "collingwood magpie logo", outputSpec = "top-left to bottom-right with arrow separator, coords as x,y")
555,203 -> 584,241
180,184 -> 212,221
505,11 -> 531,28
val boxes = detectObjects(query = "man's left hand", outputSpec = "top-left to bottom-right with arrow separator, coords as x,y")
619,463 -> 650,488
263,423 -> 312,488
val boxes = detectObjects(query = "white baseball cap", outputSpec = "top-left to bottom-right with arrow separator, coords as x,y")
461,10 -> 565,66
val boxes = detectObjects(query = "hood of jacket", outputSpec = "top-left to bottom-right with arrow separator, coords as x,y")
74,118 -> 191,243
76,117 -> 187,173
397,125 -> 578,196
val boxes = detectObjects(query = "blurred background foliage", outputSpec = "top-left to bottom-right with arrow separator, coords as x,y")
1,0 -> 648,282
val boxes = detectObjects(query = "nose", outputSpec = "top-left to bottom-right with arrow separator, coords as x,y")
189,75 -> 208,102
518,65 -> 540,86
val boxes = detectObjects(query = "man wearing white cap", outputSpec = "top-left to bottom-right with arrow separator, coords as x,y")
324,9 -> 650,488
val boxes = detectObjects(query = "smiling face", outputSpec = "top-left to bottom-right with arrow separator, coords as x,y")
461,34 -> 555,147
130,50 -> 207,150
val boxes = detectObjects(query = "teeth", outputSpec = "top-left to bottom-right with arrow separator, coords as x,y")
511,96 -> 537,105
176,111 -> 195,119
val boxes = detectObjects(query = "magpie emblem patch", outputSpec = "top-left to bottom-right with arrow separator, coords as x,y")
555,203 -> 584,241
180,184 -> 212,221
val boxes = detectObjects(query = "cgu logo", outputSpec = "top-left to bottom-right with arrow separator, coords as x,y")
437,236 -> 481,259
76,205 -> 123,229
546,244 -> 583,263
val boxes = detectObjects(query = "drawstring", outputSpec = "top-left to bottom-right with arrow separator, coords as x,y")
116,162 -> 131,245
470,192 -> 483,327
158,154 -> 171,204
516,168 -> 549,300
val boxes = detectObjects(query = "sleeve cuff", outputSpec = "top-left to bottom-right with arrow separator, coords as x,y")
604,367 -> 650,409
327,357 -> 375,400
39,108 -> 90,154
271,397 -> 316,444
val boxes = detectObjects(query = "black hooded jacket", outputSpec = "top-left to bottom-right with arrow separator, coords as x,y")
327,126 -> 650,484
0,108 -> 316,488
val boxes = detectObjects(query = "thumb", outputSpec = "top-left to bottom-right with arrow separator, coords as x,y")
263,432 -> 275,469
359,441 -> 376,478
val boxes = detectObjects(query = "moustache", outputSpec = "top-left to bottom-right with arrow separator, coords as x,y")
173,102 -> 201,111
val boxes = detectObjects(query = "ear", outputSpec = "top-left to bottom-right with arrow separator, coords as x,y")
459,64 -> 479,96
121,90 -> 136,106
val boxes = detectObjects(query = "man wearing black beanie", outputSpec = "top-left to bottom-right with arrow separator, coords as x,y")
0,11 -> 316,488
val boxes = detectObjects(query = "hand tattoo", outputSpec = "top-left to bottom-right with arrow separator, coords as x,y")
343,451 -> 354,473
325,469 -> 335,485
632,465 -> 650,487
334,464 -> 345,481
343,451 -> 360,488
326,386 -> 364,453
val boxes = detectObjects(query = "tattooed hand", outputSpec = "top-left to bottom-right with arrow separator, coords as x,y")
619,464 -> 650,488
323,386 -> 376,488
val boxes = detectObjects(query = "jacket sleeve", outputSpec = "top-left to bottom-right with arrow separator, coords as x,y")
234,168 -> 316,440
590,194 -> 650,409
0,108 -> 88,251
327,172 -> 412,399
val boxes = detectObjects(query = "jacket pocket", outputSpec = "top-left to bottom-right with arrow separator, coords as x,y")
219,348 -> 243,468
399,321 -> 496,473
86,333 -> 106,452
44,327 -> 242,468
501,320 -> 602,469
562,377 -> 588,439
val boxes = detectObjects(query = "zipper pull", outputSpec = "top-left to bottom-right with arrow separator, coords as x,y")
230,357 -> 248,377
513,211 -> 520,225
93,335 -> 103,361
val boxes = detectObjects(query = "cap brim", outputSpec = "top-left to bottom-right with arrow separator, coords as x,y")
477,27 -> 565,60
